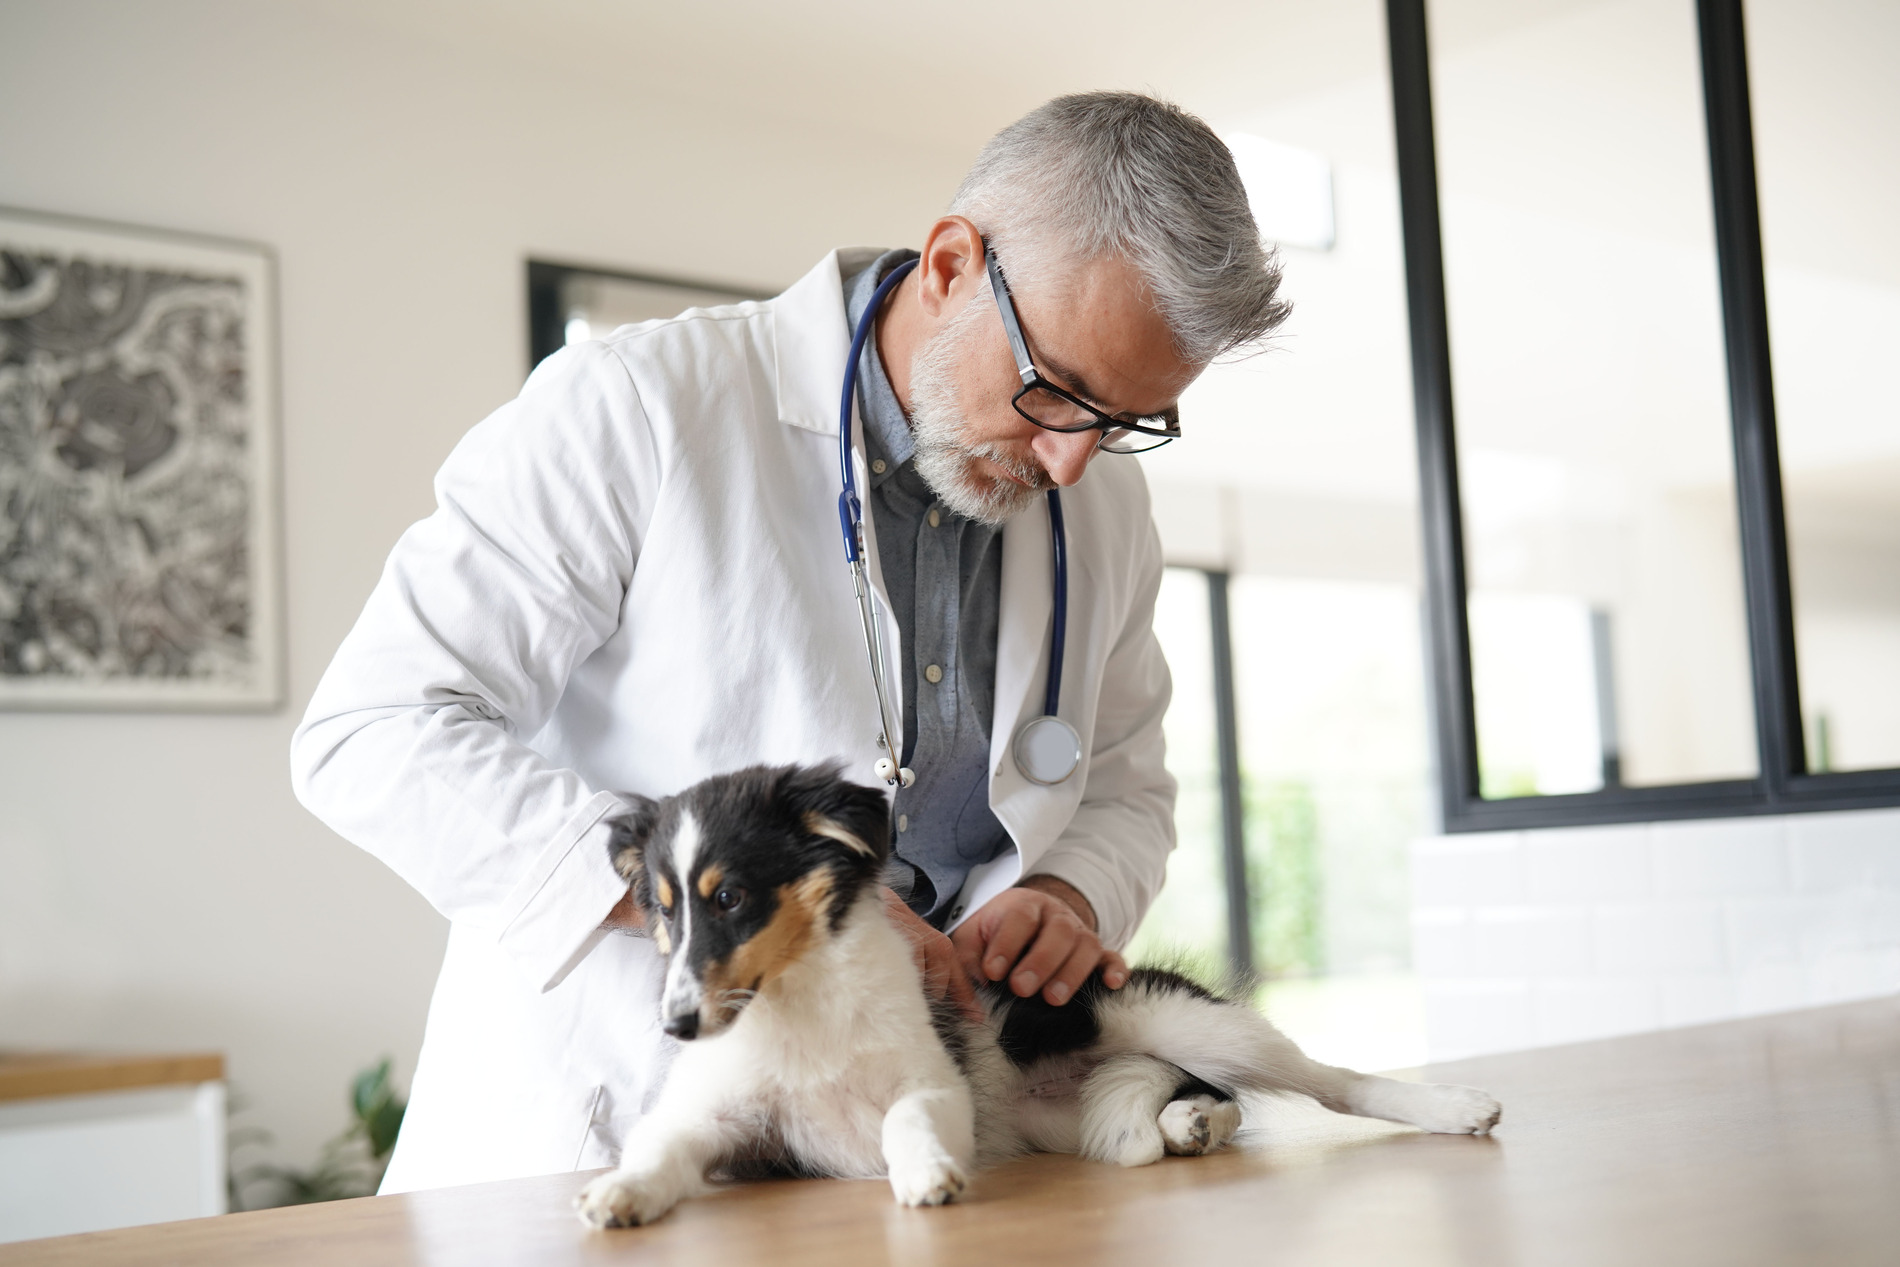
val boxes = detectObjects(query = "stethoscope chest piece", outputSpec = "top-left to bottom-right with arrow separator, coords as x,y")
1013,713 -> 1082,785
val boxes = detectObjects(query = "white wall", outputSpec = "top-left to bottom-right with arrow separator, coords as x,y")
0,0 -> 970,1174
1412,809 -> 1900,1060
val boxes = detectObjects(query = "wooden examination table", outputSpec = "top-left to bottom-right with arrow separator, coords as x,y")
3,996 -> 1894,1266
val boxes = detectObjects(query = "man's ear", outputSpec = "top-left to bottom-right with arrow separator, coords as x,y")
916,214 -> 987,320
606,794 -> 661,884
777,763 -> 891,868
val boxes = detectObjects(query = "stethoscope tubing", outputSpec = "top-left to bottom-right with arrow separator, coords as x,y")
836,260 -> 919,560
837,256 -> 1073,787
1044,484 -> 1066,719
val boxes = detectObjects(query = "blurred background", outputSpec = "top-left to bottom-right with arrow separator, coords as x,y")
1,0 -> 1895,1242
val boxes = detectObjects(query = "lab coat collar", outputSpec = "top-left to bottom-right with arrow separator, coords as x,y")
776,249 -> 906,755
772,247 -> 887,435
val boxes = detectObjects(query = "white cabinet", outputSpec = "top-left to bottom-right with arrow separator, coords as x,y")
0,1054 -> 226,1245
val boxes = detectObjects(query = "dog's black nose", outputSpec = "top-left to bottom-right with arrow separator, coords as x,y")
664,1012 -> 699,1040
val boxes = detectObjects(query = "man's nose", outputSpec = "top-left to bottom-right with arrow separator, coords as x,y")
664,1011 -> 700,1040
1034,428 -> 1099,487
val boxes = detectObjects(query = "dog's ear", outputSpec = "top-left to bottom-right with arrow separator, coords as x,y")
777,763 -> 891,867
606,794 -> 661,884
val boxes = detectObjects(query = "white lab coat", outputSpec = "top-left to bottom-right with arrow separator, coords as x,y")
291,248 -> 1177,1193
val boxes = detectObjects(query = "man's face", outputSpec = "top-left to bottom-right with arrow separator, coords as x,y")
907,251 -> 1199,526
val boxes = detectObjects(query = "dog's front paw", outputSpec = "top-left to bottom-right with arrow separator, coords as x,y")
1417,1083 -> 1502,1135
574,1170 -> 677,1228
1159,1095 -> 1241,1156
887,1150 -> 968,1207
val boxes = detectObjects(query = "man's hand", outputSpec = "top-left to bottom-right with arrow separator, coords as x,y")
602,890 -> 645,933
882,887 -> 984,1022
951,876 -> 1128,1007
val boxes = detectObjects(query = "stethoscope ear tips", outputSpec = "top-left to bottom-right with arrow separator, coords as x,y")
872,758 -> 918,788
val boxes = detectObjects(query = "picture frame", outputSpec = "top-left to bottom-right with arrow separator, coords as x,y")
0,207 -> 282,710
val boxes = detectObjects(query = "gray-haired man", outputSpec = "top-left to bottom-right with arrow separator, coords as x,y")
294,90 -> 1289,1190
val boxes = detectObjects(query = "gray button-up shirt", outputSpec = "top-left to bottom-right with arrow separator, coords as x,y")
844,250 -> 1013,924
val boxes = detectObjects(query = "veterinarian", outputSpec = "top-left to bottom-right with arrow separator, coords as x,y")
292,91 -> 1288,1192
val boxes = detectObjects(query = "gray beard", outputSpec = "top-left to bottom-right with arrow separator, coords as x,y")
906,297 -> 1053,527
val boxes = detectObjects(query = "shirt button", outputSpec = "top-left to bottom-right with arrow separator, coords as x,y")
897,814 -> 909,833
871,458 -> 887,474
951,905 -> 966,921
927,508 -> 941,529
924,664 -> 943,684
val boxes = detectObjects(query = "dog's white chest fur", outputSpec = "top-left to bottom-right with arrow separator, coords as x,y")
638,899 -> 969,1185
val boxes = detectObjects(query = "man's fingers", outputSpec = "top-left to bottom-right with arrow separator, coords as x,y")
980,905 -> 1043,983
1101,949 -> 1130,989
1043,940 -> 1102,1006
944,955 -> 984,1023
1010,919 -> 1086,998
949,920 -> 988,983
885,887 -> 986,1016
920,939 -> 984,1023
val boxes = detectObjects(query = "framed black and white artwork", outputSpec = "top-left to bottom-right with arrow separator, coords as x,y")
0,208 -> 281,709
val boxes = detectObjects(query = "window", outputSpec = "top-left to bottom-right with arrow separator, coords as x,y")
1390,0 -> 1900,828
1131,566 -> 1433,1072
1746,0 -> 1900,774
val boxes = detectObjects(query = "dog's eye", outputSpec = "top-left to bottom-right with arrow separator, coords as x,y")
713,886 -> 745,913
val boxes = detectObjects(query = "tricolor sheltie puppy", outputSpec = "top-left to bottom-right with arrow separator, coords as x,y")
574,764 -> 1501,1229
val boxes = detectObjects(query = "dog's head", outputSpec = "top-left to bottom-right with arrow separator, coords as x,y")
608,763 -> 890,1041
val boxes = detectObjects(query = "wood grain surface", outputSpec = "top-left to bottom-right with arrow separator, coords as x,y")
0,1053 -> 224,1104
4,998 -> 1895,1266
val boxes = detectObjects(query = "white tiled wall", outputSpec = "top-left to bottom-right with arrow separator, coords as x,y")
1411,807 -> 1900,1059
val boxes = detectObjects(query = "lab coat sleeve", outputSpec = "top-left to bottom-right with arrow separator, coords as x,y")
290,343 -> 656,992
1026,515 -> 1176,950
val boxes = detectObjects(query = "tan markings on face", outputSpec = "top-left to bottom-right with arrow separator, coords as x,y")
612,849 -> 642,882
803,812 -> 876,858
654,873 -> 674,911
700,871 -> 835,1003
650,920 -> 671,955
696,863 -> 725,900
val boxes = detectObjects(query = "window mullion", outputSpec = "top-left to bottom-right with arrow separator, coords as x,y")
1205,569 -> 1254,982
1385,0 -> 1481,831
1695,0 -> 1804,798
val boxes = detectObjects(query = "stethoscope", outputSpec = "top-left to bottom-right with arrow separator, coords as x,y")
836,257 -> 1082,789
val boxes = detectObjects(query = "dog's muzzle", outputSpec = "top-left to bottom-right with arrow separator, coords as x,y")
663,1011 -> 700,1041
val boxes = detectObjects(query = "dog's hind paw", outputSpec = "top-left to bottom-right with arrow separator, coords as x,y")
1348,1075 -> 1503,1136
888,1151 -> 968,1207
574,1170 -> 677,1228
1417,1083 -> 1503,1135
1159,1095 -> 1241,1156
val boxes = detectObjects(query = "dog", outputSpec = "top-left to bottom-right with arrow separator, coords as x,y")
574,763 -> 1501,1228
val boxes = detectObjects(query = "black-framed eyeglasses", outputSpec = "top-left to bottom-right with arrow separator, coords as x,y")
984,247 -> 1181,454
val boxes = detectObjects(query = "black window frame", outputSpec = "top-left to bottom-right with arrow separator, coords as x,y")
1386,0 -> 1900,831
